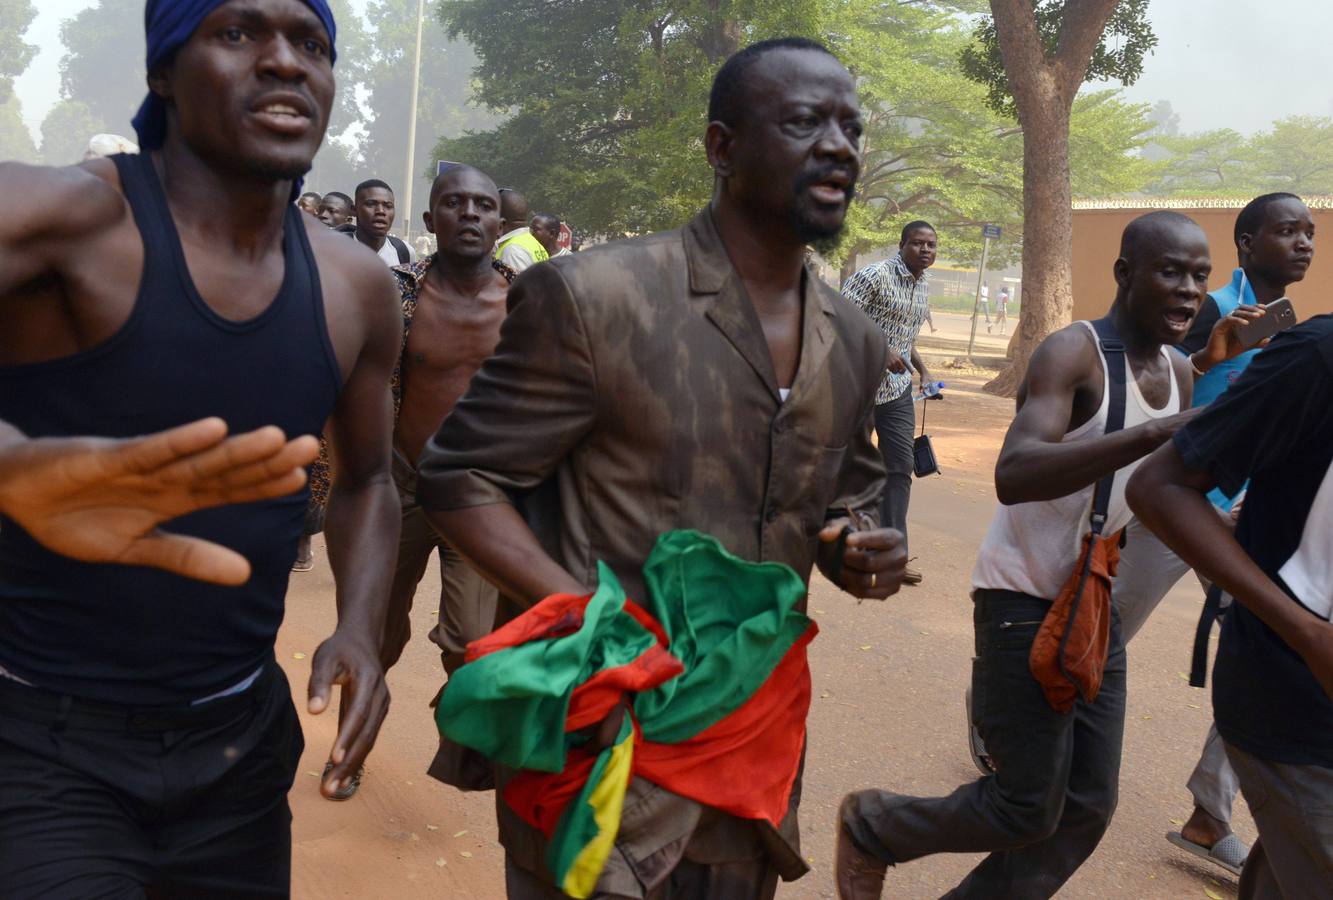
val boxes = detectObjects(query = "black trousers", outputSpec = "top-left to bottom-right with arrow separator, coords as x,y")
842,590 -> 1127,899
873,392 -> 915,556
0,661 -> 303,899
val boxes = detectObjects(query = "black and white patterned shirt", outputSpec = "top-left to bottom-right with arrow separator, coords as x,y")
841,252 -> 932,403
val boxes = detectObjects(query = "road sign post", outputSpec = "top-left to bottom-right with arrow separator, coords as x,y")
966,224 -> 1002,364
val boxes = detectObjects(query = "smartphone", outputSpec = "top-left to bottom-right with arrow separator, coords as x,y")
1235,298 -> 1297,350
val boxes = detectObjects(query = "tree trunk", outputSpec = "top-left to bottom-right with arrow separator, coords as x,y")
839,255 -> 858,288
980,0 -> 1122,397
985,99 -> 1073,396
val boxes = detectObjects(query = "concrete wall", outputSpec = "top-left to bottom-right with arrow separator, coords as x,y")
1071,202 -> 1333,323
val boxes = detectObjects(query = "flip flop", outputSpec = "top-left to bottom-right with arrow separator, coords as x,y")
1166,831 -> 1248,876
291,555 -> 314,573
323,761 -> 364,801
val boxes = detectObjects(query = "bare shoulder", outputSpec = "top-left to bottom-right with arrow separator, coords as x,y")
1019,323 -> 1100,402
0,158 -> 128,245
1029,323 -> 1098,377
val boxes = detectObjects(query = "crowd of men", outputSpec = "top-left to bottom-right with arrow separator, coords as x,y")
0,1 -> 1328,899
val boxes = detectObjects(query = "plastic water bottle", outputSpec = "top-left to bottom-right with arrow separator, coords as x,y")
914,381 -> 945,402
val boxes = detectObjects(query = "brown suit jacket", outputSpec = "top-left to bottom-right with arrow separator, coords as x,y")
417,208 -> 888,892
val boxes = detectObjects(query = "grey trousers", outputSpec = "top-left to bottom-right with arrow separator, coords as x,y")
873,392 -> 915,556
384,451 -> 498,675
504,853 -> 779,900
845,591 -> 1126,899
1225,742 -> 1333,899
1113,517 -> 1239,823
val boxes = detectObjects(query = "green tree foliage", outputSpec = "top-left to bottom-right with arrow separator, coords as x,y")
1252,116 -> 1333,195
832,0 -> 1153,270
353,0 -> 501,222
434,0 -> 1155,267
1146,116 -> 1333,197
959,0 -> 1156,117
307,0 -> 374,196
1148,128 -> 1254,194
0,94 -> 38,163
435,0 -> 825,238
57,0 -> 144,137
40,99 -> 106,165
0,0 -> 37,102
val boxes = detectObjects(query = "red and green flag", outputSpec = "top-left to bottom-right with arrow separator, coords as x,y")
435,530 -> 817,898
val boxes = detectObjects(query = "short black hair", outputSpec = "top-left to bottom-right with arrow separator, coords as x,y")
429,163 -> 498,208
1234,192 -> 1303,246
900,220 -> 935,244
1119,210 -> 1201,263
299,191 -> 322,203
355,178 -> 394,199
322,191 -> 352,208
531,213 -> 560,230
708,37 -> 838,126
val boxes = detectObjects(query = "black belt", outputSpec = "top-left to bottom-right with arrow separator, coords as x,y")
0,660 -> 275,734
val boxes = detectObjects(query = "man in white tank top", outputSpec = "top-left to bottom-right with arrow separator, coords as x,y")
835,212 -> 1258,899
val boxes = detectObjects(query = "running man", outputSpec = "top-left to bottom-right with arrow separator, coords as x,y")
419,38 -> 906,899
0,1 -> 400,894
836,212 -> 1257,899
329,163 -> 517,798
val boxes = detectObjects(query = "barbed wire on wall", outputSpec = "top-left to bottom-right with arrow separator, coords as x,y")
1074,196 -> 1333,210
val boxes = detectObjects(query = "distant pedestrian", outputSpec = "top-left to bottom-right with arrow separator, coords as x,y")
297,191 -> 322,217
529,212 -> 563,259
842,220 -> 937,586
352,179 -> 415,266
494,189 -> 548,273
995,285 -> 1010,334
318,191 -> 354,229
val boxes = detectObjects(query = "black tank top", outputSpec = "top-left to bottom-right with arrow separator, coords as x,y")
0,153 -> 341,705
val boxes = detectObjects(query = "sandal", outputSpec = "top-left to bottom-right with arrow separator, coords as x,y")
1166,831 -> 1248,876
323,761 -> 364,801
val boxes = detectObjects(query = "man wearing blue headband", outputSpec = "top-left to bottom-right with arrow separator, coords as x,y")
0,0 -> 401,895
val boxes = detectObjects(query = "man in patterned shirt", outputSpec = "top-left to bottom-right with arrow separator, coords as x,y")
842,220 -> 937,584
326,163 -> 515,798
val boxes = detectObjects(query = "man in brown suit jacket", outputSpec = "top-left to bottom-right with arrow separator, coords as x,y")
418,38 -> 906,899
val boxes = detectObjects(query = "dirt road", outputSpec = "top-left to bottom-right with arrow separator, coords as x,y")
278,367 -> 1247,899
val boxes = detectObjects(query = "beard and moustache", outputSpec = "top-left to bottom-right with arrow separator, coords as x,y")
790,164 -> 857,258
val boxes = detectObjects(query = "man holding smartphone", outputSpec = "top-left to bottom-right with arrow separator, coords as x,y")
1112,192 -> 1315,873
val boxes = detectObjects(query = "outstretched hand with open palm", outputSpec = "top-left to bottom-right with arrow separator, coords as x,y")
0,417 -> 319,586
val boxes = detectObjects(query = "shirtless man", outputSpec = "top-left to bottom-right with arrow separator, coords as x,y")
0,1 -> 400,893
327,163 -> 515,799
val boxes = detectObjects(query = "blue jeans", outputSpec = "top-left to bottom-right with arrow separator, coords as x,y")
843,590 -> 1127,899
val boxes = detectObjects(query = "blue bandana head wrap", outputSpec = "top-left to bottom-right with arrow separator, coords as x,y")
131,0 -> 337,151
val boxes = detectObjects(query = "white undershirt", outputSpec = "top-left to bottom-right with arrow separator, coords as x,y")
1278,461 -> 1333,620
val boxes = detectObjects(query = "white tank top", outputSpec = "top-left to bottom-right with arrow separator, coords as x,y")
971,321 -> 1182,600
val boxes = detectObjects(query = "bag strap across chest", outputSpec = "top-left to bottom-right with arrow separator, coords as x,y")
1089,317 -> 1128,535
